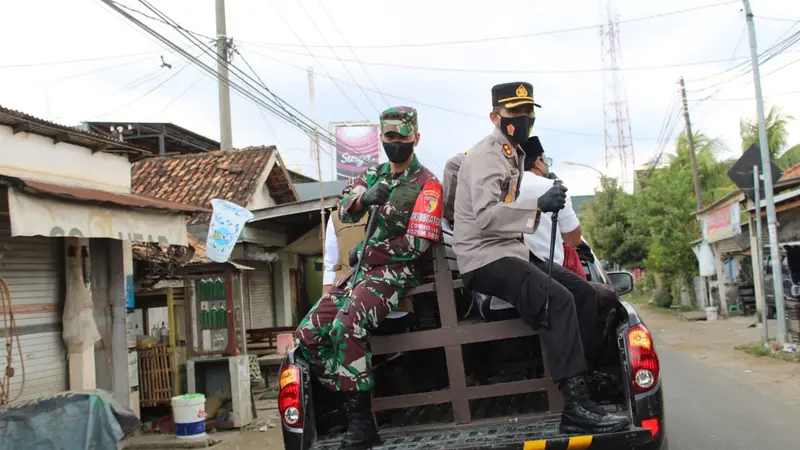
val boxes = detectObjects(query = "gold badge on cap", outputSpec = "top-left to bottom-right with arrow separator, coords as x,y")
516,85 -> 529,98
502,143 -> 513,157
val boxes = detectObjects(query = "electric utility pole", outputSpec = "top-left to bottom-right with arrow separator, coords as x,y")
216,0 -> 233,150
679,77 -> 703,211
743,0 -> 787,344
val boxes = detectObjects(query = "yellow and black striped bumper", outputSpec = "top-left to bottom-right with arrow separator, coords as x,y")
517,428 -> 652,450
523,435 -> 593,449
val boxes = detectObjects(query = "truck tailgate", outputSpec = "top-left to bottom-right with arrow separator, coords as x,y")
309,418 -> 651,450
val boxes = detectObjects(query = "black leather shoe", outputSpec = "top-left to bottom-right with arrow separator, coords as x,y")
558,376 -> 631,435
339,392 -> 382,450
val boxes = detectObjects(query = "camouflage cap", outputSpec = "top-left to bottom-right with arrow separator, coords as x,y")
379,106 -> 418,137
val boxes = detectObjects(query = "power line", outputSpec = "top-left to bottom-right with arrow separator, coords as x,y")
294,0 -> 381,114
242,43 -> 780,75
158,74 -> 203,114
687,87 -> 800,102
243,47 -> 667,141
104,0 -> 382,166
88,54 -> 199,120
240,1 -> 738,49
0,50 -> 161,69
264,0 -> 370,119
130,1 -> 338,138
757,16 -> 800,23
110,0 -> 216,41
686,28 -> 800,85
316,0 -> 390,107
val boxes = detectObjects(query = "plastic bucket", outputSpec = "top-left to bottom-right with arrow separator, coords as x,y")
171,393 -> 206,439
205,199 -> 254,263
705,306 -> 718,321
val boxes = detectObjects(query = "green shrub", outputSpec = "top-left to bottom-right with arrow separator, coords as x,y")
653,289 -> 673,308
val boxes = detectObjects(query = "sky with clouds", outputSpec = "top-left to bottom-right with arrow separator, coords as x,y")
2,0 -> 799,195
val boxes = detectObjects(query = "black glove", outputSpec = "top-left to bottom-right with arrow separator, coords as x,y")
348,245 -> 360,267
545,171 -> 558,180
359,182 -> 390,208
537,184 -> 568,213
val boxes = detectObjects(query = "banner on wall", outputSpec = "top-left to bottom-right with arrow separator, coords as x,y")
335,124 -> 380,180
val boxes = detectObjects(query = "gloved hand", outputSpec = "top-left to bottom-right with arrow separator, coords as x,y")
545,171 -> 558,180
537,184 -> 568,213
348,244 -> 360,267
359,182 -> 391,208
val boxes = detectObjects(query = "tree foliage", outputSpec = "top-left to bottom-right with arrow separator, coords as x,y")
580,104 -> 798,295
581,177 -> 647,268
740,105 -> 793,159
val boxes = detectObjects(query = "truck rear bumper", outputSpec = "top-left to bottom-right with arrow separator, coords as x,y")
304,418 -> 652,450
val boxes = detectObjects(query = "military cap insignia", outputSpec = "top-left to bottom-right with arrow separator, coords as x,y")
502,143 -> 513,157
516,84 -> 529,98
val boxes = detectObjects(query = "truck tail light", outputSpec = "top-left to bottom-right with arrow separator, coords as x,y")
278,365 -> 303,428
627,324 -> 660,394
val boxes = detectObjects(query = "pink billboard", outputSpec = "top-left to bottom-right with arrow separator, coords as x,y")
335,124 -> 380,180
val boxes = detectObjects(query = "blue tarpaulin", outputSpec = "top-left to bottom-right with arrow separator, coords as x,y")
0,390 -> 140,450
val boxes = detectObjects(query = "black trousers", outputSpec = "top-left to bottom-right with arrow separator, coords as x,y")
463,256 -> 595,381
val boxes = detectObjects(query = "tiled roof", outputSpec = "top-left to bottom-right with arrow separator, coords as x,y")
779,161 -> 800,181
0,104 -> 146,156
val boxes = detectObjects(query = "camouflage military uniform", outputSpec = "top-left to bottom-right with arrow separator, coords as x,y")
296,107 -> 443,392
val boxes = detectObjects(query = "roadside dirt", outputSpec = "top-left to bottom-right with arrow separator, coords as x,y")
637,306 -> 800,410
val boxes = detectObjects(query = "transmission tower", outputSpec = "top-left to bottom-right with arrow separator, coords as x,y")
599,0 -> 634,187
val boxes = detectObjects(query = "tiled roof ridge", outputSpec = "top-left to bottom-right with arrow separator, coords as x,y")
133,145 -> 275,163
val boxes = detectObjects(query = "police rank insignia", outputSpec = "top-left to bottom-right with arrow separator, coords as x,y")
502,143 -> 513,157
504,193 -> 514,203
506,124 -> 515,136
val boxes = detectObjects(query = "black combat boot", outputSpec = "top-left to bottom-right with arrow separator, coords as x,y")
558,376 -> 631,435
339,392 -> 382,450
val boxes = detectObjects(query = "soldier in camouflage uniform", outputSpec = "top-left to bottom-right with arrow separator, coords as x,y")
295,106 -> 443,450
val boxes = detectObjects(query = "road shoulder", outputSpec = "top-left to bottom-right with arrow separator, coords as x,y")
636,305 -> 800,411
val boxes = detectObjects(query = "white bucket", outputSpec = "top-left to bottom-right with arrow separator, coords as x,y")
205,199 -> 254,263
172,393 -> 207,439
705,306 -> 719,321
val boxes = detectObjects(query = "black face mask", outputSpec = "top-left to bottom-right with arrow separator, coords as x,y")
499,116 -> 535,143
383,141 -> 414,163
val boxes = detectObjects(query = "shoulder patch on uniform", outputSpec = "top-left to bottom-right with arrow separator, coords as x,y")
502,143 -> 513,158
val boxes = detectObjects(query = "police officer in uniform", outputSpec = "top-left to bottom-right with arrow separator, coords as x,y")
452,82 -> 630,435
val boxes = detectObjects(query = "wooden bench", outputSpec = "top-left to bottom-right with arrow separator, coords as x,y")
370,244 -> 563,425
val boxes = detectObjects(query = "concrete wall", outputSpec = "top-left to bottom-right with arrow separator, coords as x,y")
246,160 -> 278,211
0,125 -> 131,192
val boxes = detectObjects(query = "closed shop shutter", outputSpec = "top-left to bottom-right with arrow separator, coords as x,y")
248,269 -> 274,329
0,220 -> 65,404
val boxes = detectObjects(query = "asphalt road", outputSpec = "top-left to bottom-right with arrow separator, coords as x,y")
659,342 -> 798,449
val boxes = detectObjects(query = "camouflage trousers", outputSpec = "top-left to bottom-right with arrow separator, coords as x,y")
295,268 -> 411,392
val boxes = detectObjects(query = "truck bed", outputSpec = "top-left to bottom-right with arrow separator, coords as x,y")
310,394 -> 647,450
310,416 -> 650,450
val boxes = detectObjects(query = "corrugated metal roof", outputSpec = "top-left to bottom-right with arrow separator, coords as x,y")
0,104 -> 146,156
293,180 -> 347,202
0,175 -> 206,213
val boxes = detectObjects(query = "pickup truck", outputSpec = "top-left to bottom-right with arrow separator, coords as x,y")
278,237 -> 667,450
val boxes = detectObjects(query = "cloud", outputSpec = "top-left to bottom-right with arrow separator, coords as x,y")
1,0 -> 798,196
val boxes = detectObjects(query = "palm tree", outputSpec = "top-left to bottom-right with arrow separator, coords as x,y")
740,105 -> 793,159
667,131 -> 737,205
